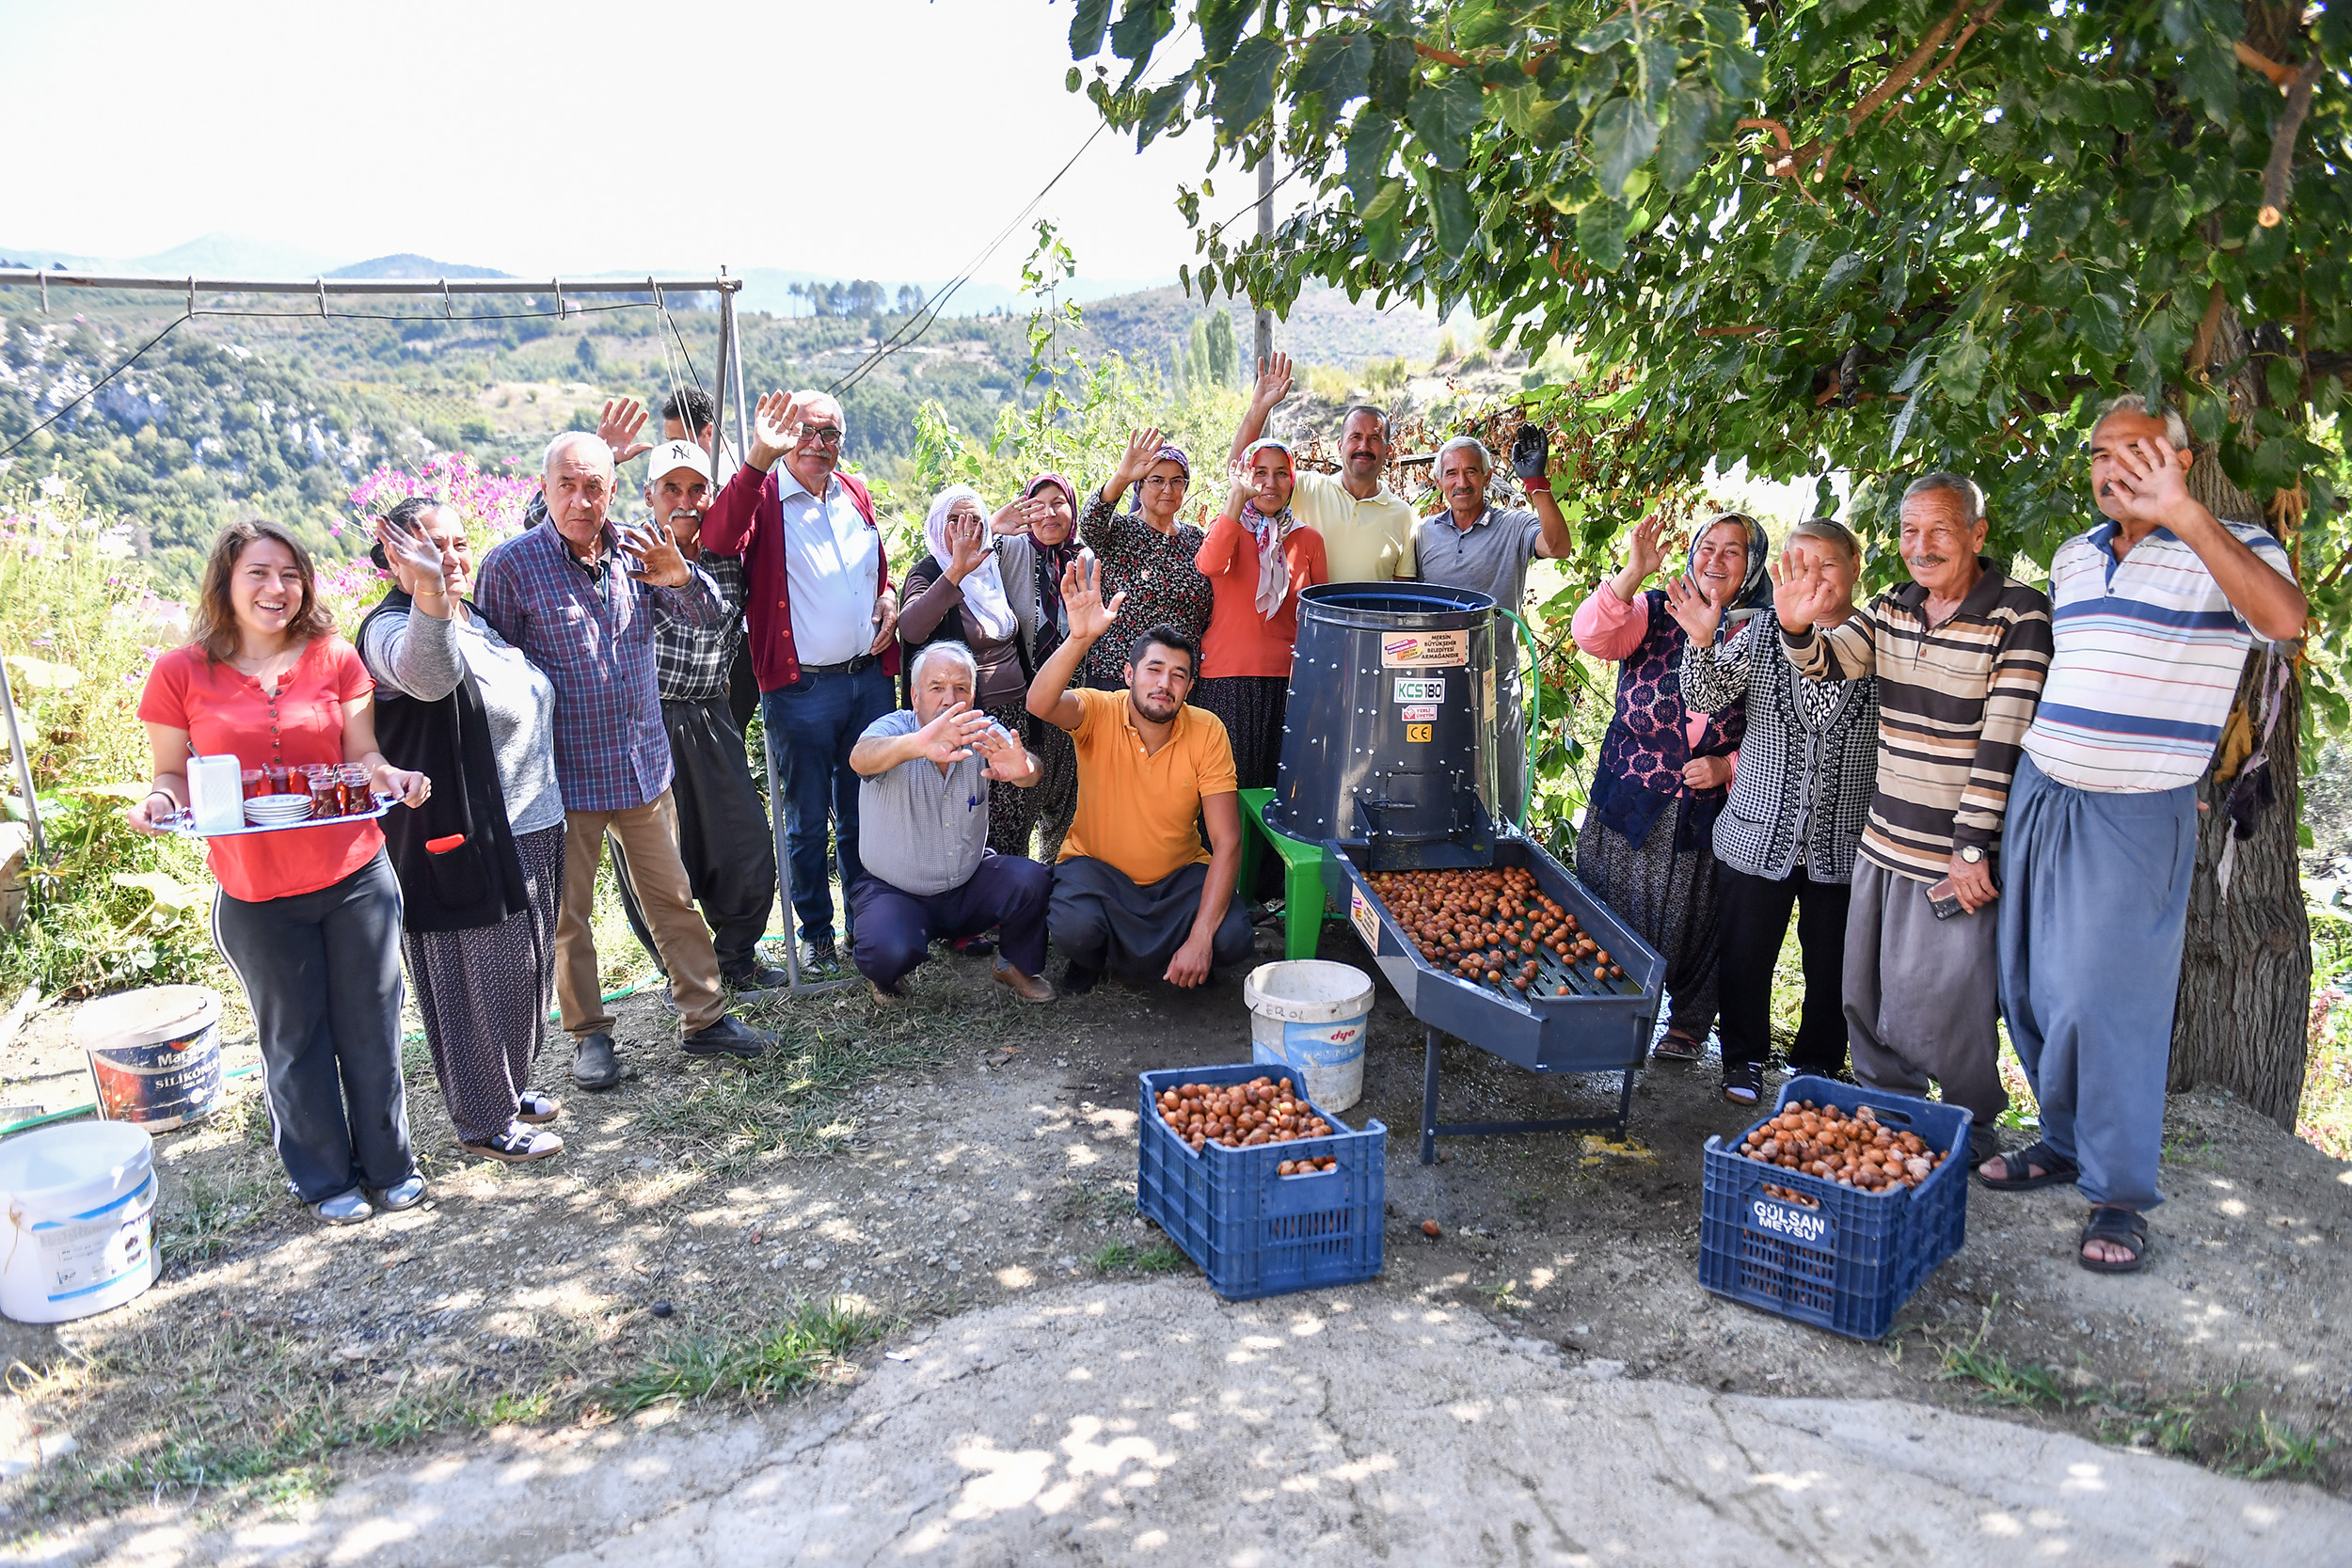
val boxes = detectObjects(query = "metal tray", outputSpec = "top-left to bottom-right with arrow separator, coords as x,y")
164,794 -> 396,840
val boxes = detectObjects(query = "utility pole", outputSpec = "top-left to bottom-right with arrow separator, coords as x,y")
1253,144 -> 1273,372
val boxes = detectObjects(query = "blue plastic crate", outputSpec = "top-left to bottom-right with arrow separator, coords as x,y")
1698,1074 -> 1971,1340
1136,1063 -> 1386,1302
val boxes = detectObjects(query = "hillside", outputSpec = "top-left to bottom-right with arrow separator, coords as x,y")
0,271 -> 1462,585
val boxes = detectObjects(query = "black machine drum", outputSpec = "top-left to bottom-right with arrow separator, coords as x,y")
1269,583 -> 1503,869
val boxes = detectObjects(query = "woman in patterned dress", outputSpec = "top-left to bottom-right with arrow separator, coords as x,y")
1569,511 -> 1772,1063
1076,428 -> 1212,691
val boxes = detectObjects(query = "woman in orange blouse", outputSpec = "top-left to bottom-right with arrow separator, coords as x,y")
1192,438 -> 1327,790
129,520 -> 430,1226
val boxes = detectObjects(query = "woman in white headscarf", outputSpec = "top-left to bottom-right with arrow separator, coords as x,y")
1193,438 -> 1328,791
898,483 -> 1060,858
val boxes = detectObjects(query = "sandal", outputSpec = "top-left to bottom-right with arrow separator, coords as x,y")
2079,1205 -> 2149,1274
1722,1060 -> 1763,1105
516,1091 -> 562,1125
462,1124 -> 564,1164
1652,1029 -> 1706,1064
1972,1140 -> 2079,1192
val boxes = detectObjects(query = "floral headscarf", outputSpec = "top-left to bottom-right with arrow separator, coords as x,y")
1237,438 -> 1299,620
1025,472 -> 1083,660
1688,511 -> 1773,617
1122,444 -> 1192,515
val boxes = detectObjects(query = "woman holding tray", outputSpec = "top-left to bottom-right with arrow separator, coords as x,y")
128,518 -> 431,1225
359,497 -> 567,1164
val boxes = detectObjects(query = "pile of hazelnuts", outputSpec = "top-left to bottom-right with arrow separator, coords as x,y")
1156,1076 -> 1338,1173
1366,866 -> 1626,994
1736,1100 -> 1947,1194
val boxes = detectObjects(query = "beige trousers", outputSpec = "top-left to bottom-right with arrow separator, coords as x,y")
557,793 -> 725,1037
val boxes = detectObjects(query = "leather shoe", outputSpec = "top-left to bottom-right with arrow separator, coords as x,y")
993,958 -> 1056,1004
800,937 -> 841,974
724,959 -> 793,992
1061,960 -> 1101,996
571,1032 -> 624,1090
681,1014 -> 774,1060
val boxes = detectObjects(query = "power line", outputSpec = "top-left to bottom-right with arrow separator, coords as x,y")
0,312 -> 189,461
827,120 -> 1111,398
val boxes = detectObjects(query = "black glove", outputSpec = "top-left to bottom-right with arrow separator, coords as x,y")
1510,422 -> 1549,482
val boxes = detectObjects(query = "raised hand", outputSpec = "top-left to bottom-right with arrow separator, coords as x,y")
992,494 -> 1049,535
616,519 -> 690,587
2105,434 -> 2190,525
1112,427 -> 1166,490
943,511 -> 990,582
1249,352 -> 1295,411
372,514 -> 447,596
597,398 -> 653,465
749,390 -> 807,471
915,701 -> 993,765
1771,546 -> 1842,634
974,721 -> 1034,782
1625,513 -> 1668,583
1662,568 -> 1723,646
1060,551 -> 1126,644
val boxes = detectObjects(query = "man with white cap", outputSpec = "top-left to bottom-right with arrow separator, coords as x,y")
608,439 -> 787,991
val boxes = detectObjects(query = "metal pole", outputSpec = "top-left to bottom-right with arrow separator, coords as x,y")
0,654 -> 47,865
0,270 -> 737,297
1253,145 -> 1274,372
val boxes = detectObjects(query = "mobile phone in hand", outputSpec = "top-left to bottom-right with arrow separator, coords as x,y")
1927,877 -> 1964,920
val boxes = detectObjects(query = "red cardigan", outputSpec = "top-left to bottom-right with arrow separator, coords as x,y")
703,461 -> 900,691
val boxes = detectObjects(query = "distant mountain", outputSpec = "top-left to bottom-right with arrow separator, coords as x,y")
728,267 -> 1171,320
327,254 -> 512,280
0,231 -> 353,278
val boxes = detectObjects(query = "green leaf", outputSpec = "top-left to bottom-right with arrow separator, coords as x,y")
1637,39 -> 1678,111
2265,356 -> 2302,409
1343,113 -> 1396,208
1768,229 -> 1818,286
1712,42 -> 1764,103
1361,180 -> 1408,262
1658,80 -> 1721,191
1818,250 -> 1867,299
1406,73 -> 1486,170
1888,343 -> 1932,394
2300,821 -> 2318,849
1936,327 -> 1991,402
1576,15 -> 1636,53
1368,32 -> 1419,114
113,872 -> 201,911
2078,292 -> 2125,358
4,654 -> 78,690
1589,96 -> 1660,198
1213,35 -> 1285,134
1577,196 -> 1630,272
1197,0 -> 1252,63
1136,79 -> 1190,144
1109,0 -> 1175,87
1069,0 -> 1112,60
1430,176 -> 1479,258
1887,395 -> 1920,460
1295,28 -> 1374,129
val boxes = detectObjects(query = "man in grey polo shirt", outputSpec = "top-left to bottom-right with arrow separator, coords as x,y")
1413,433 -> 1574,816
847,641 -> 1055,1004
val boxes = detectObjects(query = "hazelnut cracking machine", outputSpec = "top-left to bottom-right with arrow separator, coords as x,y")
1267,583 -> 1664,1161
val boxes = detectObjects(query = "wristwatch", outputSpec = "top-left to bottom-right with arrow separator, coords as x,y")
1958,845 -> 1986,865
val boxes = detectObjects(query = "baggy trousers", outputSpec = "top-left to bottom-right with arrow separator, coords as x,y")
1998,753 -> 2197,1212
847,854 -> 1054,991
212,851 -> 414,1204
760,664 -> 895,944
1844,858 -> 2007,1147
1715,863 -> 1851,1074
559,791 -> 726,1037
612,695 -> 778,977
1049,857 -> 1255,979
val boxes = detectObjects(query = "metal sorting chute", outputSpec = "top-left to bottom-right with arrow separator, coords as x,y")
1270,584 -> 1663,1161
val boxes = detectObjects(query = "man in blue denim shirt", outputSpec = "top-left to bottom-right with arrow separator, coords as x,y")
474,432 -> 778,1089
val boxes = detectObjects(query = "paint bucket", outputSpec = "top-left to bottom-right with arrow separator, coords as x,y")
1244,960 -> 1375,1112
0,1121 -> 158,1323
72,985 -> 224,1132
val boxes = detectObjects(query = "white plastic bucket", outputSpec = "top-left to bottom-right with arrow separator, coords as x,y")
0,1121 -> 159,1324
73,985 -> 224,1132
1244,960 -> 1375,1112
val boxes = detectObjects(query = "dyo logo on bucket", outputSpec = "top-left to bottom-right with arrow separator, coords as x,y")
1750,1196 -> 1829,1244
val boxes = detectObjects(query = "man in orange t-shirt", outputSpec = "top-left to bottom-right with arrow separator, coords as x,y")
1026,556 -> 1256,994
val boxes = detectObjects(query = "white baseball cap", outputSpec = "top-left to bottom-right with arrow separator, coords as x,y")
644,439 -> 711,484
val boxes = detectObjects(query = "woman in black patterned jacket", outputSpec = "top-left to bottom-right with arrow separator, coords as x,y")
1677,518 -> 1880,1105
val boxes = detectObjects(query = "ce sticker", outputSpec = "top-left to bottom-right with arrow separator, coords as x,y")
1406,722 -> 1433,743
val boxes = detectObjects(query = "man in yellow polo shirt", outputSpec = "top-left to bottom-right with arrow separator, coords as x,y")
1027,556 -> 1254,995
1230,352 -> 1417,583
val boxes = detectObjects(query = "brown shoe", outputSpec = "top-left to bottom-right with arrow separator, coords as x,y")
993,958 -> 1057,1004
868,978 -> 905,1006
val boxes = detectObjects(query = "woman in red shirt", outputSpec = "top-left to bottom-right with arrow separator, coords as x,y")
129,520 -> 430,1225
1193,438 -> 1327,790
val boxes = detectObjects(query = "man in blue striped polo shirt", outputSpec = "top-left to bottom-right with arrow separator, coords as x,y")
1978,394 -> 2306,1275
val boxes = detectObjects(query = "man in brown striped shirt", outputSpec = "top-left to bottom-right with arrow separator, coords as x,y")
1776,474 -> 2053,1159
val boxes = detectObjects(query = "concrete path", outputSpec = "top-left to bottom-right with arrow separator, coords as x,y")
44,1280 -> 2347,1567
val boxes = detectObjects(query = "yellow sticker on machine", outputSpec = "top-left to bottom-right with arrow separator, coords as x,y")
1406,722 -> 1433,743
1349,883 -> 1380,949
1380,630 -> 1469,668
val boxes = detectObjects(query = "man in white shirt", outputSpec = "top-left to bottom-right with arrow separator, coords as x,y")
702,390 -> 901,973
1229,352 -> 1418,583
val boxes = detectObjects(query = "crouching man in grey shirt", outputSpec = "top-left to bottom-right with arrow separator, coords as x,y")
848,641 -> 1057,1005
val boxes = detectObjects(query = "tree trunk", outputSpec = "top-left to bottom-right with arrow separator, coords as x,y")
2165,452 -> 2312,1130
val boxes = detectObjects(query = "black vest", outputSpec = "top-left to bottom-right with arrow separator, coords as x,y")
355,591 -> 532,933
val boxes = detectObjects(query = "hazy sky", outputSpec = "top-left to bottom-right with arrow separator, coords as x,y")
2,0 -> 1220,285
